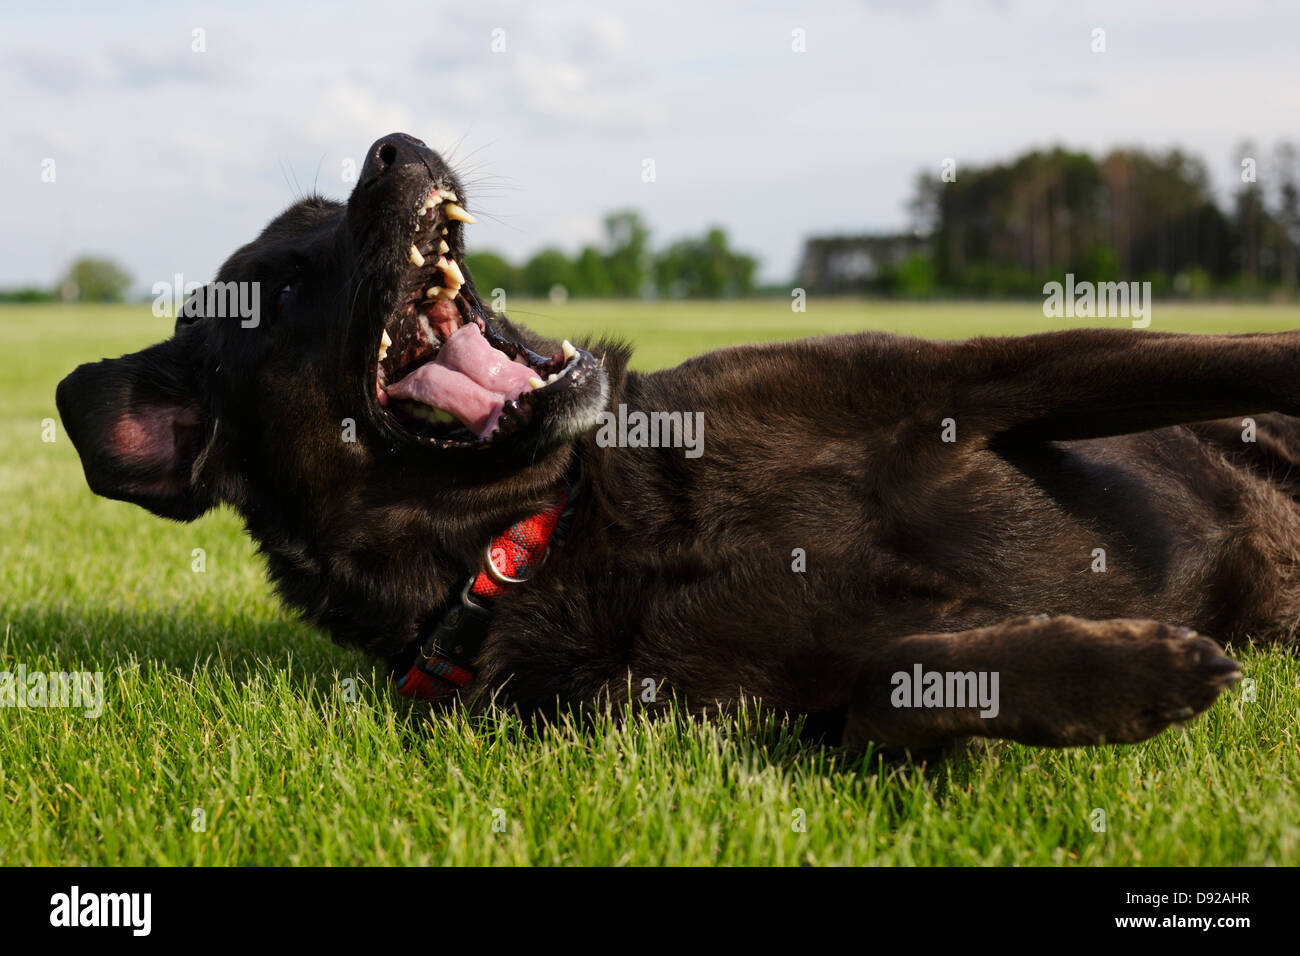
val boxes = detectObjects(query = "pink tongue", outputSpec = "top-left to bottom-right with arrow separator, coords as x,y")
386,323 -> 535,437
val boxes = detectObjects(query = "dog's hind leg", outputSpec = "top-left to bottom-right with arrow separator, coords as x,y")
842,614 -> 1242,753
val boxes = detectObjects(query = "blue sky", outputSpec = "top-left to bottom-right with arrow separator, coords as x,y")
2,0 -> 1298,290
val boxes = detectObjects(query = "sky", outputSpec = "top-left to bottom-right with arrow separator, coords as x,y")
2,0 -> 1298,291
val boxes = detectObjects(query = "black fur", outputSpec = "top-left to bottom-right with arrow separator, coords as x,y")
59,133 -> 1300,752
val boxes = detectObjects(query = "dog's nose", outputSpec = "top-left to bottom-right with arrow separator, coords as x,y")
357,133 -> 438,189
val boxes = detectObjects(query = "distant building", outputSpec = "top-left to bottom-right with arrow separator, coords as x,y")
798,233 -> 929,293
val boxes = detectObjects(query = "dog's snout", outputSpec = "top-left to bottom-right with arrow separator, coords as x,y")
358,133 -> 437,189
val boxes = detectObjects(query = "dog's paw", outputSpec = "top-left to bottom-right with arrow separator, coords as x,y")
1090,621 -> 1242,744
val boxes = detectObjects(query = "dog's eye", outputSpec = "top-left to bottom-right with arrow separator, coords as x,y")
271,281 -> 296,319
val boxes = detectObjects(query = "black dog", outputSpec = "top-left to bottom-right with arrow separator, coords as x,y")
60,133 -> 1296,752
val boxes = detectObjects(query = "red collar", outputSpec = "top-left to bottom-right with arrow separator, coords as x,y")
396,482 -> 575,701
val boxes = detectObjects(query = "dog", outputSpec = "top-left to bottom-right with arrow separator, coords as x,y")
59,132 -> 1297,753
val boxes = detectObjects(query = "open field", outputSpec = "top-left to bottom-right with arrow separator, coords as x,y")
2,300 -> 1298,865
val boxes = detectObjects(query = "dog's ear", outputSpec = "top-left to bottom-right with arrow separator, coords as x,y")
56,331 -> 212,521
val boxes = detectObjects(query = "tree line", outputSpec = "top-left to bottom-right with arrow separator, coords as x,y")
904,141 -> 1300,297
466,210 -> 759,300
9,141 -> 1299,304
0,257 -> 132,303
2,211 -> 759,304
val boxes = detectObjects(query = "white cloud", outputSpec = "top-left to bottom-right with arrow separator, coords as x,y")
0,0 -> 1296,288
512,52 -> 670,131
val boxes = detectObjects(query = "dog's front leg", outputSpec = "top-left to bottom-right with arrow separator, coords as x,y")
936,328 -> 1300,444
842,614 -> 1241,753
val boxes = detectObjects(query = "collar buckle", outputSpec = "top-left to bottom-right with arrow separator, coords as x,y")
419,577 -> 492,667
402,467 -> 581,699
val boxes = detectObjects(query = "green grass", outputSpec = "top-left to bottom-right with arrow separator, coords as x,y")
2,299 -> 1298,865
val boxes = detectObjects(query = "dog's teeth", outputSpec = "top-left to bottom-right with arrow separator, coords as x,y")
546,372 -> 559,384
562,339 -> 577,360
437,257 -> 465,288
528,376 -> 545,390
438,239 -> 450,254
425,286 -> 442,299
439,188 -> 458,202
436,286 -> 458,300
409,246 -> 425,267
378,329 -> 392,362
444,203 -> 475,224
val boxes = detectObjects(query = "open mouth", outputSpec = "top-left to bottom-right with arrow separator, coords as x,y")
373,186 -> 583,447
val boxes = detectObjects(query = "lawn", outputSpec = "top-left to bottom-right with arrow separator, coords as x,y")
2,299 -> 1298,865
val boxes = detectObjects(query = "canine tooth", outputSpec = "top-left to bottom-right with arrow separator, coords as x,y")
379,329 -> 392,362
438,239 -> 450,254
444,202 -> 475,224
437,257 -> 465,287
562,339 -> 577,360
528,376 -> 545,390
409,245 -> 425,267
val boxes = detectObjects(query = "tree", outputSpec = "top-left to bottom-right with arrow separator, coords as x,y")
601,210 -> 652,297
913,145 -> 1239,293
464,251 -> 518,299
654,227 -> 757,298
521,248 -> 575,297
572,247 -> 614,297
0,287 -> 55,303
1232,140 -> 1269,287
59,256 -> 132,302
1273,142 -> 1299,291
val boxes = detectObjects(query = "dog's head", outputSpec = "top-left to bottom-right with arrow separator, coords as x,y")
56,133 -> 614,652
